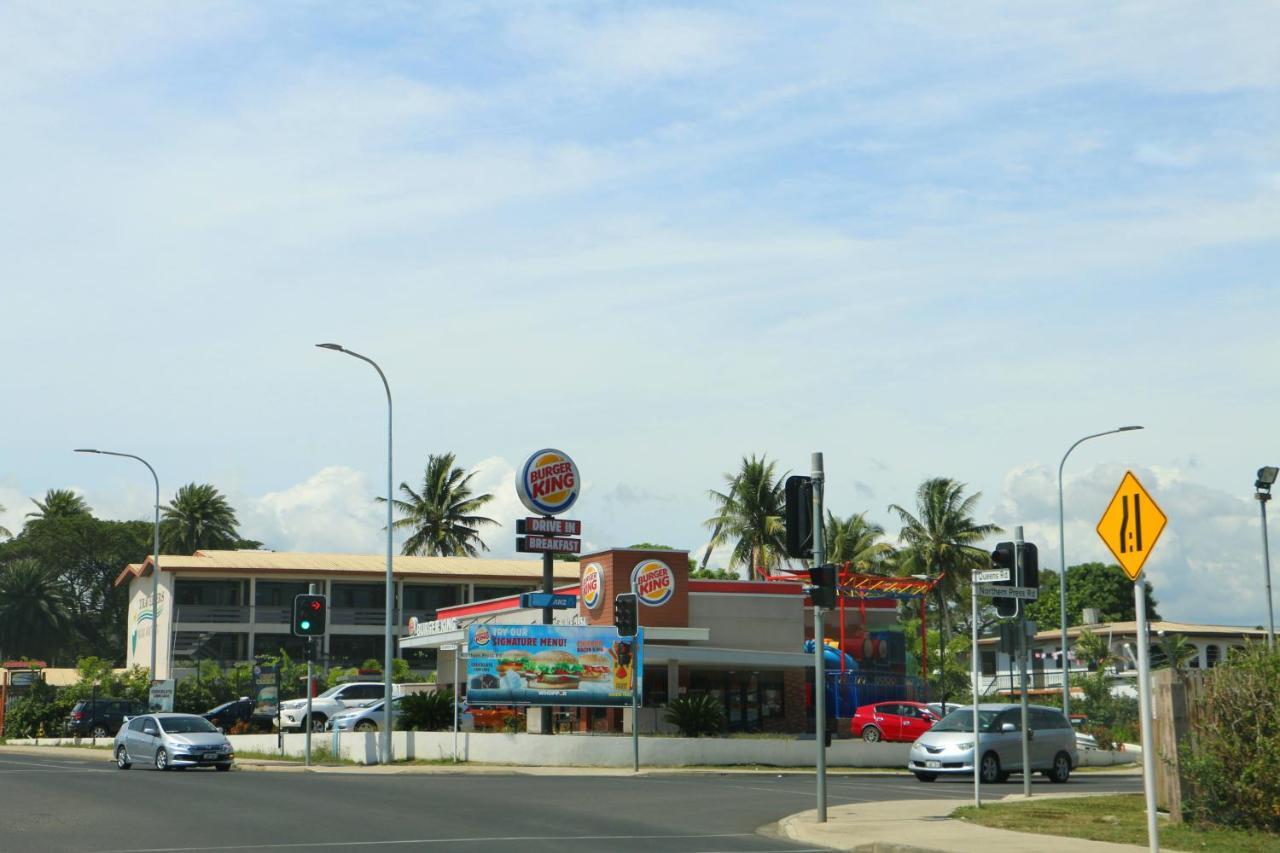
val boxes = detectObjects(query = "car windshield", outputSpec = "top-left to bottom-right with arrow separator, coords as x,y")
931,709 -> 1004,733
207,702 -> 233,714
159,716 -> 219,734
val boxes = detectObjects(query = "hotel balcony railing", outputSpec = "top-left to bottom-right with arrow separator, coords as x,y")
174,605 -> 249,624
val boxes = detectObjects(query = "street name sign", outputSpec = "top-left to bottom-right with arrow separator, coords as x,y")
975,583 -> 1039,600
1096,470 -> 1167,581
975,568 -> 1011,583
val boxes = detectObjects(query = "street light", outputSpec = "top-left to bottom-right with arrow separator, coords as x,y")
1056,425 -> 1143,718
75,449 -> 162,680
316,343 -> 395,764
1255,466 -> 1277,650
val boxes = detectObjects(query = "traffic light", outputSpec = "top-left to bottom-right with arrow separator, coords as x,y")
1019,542 -> 1039,591
292,594 -> 327,637
990,542 -> 1019,619
614,592 -> 638,638
784,475 -> 814,559
807,563 -> 837,609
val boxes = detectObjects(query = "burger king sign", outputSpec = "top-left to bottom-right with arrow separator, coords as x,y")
630,558 -> 676,607
516,448 -> 580,516
581,563 -> 604,611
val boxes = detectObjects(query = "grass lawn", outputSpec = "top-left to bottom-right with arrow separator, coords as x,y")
952,794 -> 1280,852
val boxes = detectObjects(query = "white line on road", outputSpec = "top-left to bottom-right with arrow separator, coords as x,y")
93,833 -> 759,853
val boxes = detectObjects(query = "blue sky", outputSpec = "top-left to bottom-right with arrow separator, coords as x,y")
2,2 -> 1279,627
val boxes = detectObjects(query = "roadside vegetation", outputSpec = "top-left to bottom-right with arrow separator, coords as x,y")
953,794 -> 1278,852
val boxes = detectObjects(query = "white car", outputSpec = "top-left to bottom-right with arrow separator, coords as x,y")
279,682 -> 391,732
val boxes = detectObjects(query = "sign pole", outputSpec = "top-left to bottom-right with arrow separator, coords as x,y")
1015,526 -> 1031,798
811,452 -> 827,824
632,641 -> 640,773
972,567 -> 981,809
304,582 -> 316,767
1135,574 -> 1160,851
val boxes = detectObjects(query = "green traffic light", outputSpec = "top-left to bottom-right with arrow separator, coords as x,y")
300,620 -> 311,631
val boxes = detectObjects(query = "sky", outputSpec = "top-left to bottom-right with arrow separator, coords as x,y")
2,2 -> 1278,628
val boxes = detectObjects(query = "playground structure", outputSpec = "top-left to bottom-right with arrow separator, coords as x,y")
776,567 -> 940,718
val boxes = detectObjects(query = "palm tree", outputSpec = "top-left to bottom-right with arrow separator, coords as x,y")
161,483 -> 242,553
0,558 -> 75,661
704,454 -> 787,581
0,502 -> 10,539
1152,632 -> 1197,675
889,477 -> 1001,641
1074,629 -> 1117,672
26,488 -> 92,520
380,453 -> 499,557
824,511 -> 894,573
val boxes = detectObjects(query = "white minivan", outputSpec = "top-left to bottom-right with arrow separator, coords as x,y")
907,703 -> 1078,784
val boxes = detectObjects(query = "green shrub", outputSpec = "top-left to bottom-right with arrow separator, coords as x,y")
663,694 -> 725,737
4,680 -> 74,739
397,690 -> 455,731
1182,644 -> 1280,832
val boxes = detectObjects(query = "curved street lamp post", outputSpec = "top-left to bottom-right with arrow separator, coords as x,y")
1056,426 -> 1143,718
317,343 -> 395,765
75,449 -> 162,679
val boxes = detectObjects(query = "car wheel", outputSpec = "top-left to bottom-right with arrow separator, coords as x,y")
979,751 -> 1003,785
115,746 -> 131,770
1048,751 -> 1071,784
154,749 -> 169,771
355,720 -> 378,732
215,763 -> 232,772
92,725 -> 110,739
913,772 -> 938,782
309,715 -> 327,733
861,726 -> 882,743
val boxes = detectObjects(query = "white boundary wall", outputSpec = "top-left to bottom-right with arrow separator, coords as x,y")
13,734 -> 1136,768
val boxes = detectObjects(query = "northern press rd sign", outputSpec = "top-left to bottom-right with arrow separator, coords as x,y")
515,448 -> 582,554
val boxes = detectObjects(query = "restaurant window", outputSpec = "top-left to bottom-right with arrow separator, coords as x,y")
642,666 -> 668,707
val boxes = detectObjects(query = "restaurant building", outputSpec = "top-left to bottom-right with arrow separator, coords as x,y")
403,547 -> 903,734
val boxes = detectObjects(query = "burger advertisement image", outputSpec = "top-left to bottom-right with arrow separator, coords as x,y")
466,624 -> 642,707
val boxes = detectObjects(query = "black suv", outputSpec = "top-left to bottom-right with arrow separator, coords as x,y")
202,698 -> 276,733
65,698 -> 147,738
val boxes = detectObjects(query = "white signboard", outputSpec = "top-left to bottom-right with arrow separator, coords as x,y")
974,569 -> 1011,583
148,679 -> 175,713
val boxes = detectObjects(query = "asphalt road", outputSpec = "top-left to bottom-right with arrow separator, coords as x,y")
0,751 -> 1143,853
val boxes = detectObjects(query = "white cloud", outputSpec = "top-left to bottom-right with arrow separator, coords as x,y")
242,466 -> 385,553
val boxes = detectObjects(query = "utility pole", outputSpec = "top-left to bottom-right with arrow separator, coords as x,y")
1016,526 -> 1031,798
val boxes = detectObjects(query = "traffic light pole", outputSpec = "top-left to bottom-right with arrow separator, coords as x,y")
971,565 -> 981,809
1016,526 -> 1031,799
811,452 -> 827,824
305,582 -> 316,767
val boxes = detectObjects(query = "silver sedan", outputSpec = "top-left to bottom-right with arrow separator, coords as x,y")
114,713 -> 235,771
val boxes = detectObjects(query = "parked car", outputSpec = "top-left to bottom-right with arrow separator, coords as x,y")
907,703 -> 1079,784
278,682 -> 397,731
325,696 -> 404,732
201,698 -> 276,733
113,713 -> 235,771
851,701 -> 940,743
64,698 -> 148,738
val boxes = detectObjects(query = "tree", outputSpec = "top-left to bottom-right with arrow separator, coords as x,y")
26,489 -> 92,522
1074,629 -> 1117,672
704,454 -> 787,581
1152,632 -> 1197,675
0,502 -> 10,539
1025,563 -> 1160,628
381,453 -> 498,557
161,483 -> 244,553
889,478 -> 1000,641
0,558 -> 75,661
824,511 -> 894,573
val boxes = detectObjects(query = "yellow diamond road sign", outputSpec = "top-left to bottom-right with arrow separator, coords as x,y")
1096,471 -> 1167,582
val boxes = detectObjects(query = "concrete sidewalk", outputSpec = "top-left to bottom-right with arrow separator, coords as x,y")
772,794 -> 1146,852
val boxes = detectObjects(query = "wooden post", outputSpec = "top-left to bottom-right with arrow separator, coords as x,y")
1152,668 -> 1207,823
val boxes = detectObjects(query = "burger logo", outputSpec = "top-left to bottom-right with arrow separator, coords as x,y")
472,627 -> 491,647
631,559 -> 675,607
516,449 -> 580,516
581,563 -> 603,610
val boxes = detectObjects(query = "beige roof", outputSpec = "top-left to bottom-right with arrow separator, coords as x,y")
115,550 -> 579,587
979,620 -> 1269,646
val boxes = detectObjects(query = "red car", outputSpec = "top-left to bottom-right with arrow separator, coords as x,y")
851,701 -> 939,743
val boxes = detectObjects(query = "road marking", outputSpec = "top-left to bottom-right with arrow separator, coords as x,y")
94,833 -> 758,852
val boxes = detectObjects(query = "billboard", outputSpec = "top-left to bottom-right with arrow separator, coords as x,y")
466,624 -> 641,707
252,662 -> 279,719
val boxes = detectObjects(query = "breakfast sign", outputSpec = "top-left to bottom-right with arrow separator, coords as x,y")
465,624 -> 642,708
